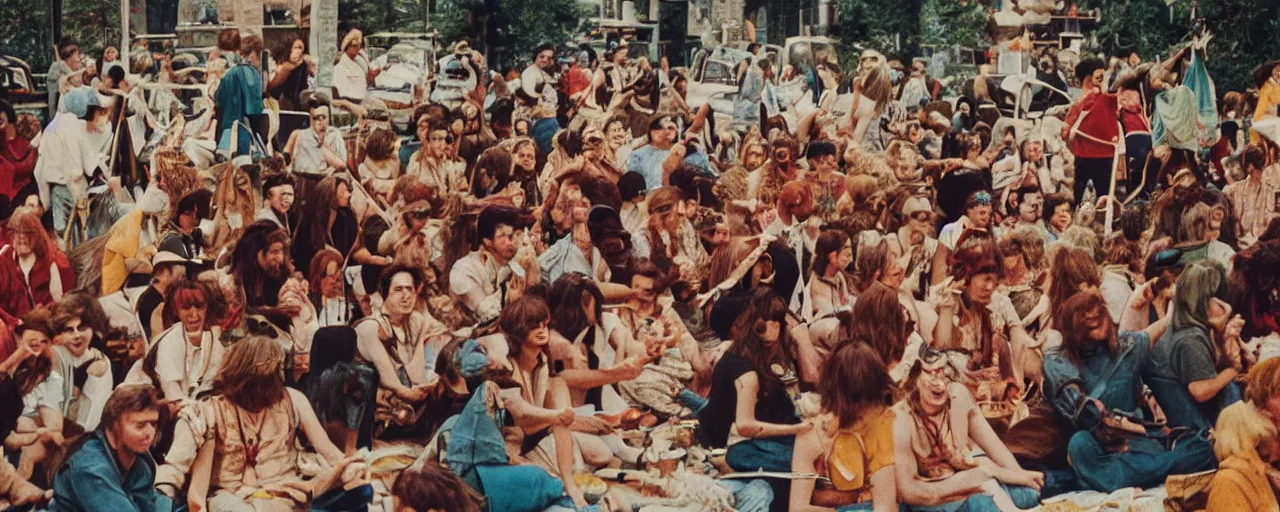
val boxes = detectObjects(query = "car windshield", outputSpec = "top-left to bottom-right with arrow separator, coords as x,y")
788,42 -> 833,68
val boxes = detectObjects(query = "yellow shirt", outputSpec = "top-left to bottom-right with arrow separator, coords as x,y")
101,209 -> 147,296
827,407 -> 897,496
1251,79 -> 1280,142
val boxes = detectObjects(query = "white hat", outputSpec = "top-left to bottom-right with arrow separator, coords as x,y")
151,251 -> 193,267
231,155 -> 253,168
902,196 -> 931,217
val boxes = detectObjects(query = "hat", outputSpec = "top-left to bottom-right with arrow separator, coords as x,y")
455,339 -> 489,380
902,196 -> 931,217
151,251 -> 193,267
231,155 -> 253,168
62,87 -> 101,119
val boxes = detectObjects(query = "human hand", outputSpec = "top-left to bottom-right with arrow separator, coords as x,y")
278,304 -> 303,318
1003,468 -> 1045,491
505,275 -> 526,303
672,143 -> 688,159
397,384 -> 430,403
1130,279 -> 1157,311
40,431 -> 64,446
188,498 -> 206,512
618,356 -> 647,380
556,408 -> 576,427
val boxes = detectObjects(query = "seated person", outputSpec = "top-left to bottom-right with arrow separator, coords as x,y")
186,337 -> 369,512
790,342 -> 899,512
892,345 -> 1043,512
51,292 -> 114,431
1,307 -> 67,480
492,296 -> 589,508
353,265 -> 450,439
123,280 -> 226,405
0,375 -> 48,508
450,206 -> 531,325
1144,260 -> 1245,431
284,99 -> 348,176
51,384 -> 168,511
1205,401 -> 1280,512
1043,291 -> 1214,492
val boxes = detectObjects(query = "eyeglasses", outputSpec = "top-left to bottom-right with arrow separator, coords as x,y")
911,212 -> 931,222
311,114 -> 327,121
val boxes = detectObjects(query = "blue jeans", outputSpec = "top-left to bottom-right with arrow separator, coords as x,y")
50,183 -> 74,235
908,485 -> 1039,512
678,388 -> 709,415
1065,428 -> 1216,492
726,436 -> 795,473
718,479 -> 774,512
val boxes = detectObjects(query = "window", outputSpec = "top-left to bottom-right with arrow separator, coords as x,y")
704,60 -> 734,85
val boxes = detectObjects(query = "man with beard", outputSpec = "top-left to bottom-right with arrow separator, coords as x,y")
450,206 -> 532,325
891,196 -> 939,301
520,44 -> 562,155
228,220 -> 296,330
354,264 -> 451,438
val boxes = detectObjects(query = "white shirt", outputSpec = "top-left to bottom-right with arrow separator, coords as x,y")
334,52 -> 371,101
34,112 -> 109,204
293,127 -> 348,176
520,64 -> 558,120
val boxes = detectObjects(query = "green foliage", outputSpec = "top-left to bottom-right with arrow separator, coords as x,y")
830,0 -> 922,59
431,0 -> 586,71
1081,0 -> 1280,94
1,0 -> 121,73
920,0 -> 987,50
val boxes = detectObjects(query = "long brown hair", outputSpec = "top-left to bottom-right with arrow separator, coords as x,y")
212,336 -> 287,413
820,341 -> 892,428
846,283 -> 909,366
1048,245 -> 1102,323
725,289 -> 794,395
1059,291 -> 1117,366
6,210 -> 52,263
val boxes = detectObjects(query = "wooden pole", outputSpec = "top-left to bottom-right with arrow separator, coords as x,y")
121,0 -> 130,58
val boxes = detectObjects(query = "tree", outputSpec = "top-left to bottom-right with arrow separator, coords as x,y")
432,0 -> 585,71
829,0 -> 923,60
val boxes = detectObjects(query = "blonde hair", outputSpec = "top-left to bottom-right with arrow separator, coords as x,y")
1247,357 -> 1280,405
1213,401 -> 1276,462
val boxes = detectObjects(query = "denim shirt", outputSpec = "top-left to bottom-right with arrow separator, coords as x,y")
1043,331 -> 1150,432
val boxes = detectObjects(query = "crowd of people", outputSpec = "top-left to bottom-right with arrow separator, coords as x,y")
2,19 -> 1280,512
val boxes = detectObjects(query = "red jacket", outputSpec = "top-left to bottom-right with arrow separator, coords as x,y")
0,136 -> 36,200
1064,89 -> 1121,159
1,245 -> 75,312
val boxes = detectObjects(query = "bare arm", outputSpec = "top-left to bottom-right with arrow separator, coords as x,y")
789,427 -> 837,512
789,321 -> 824,385
931,245 -> 951,286
934,303 -> 958,351
186,439 -> 214,512
869,466 -> 898,512
1189,368 -> 1240,403
291,388 -> 346,465
733,372 -> 807,438
355,324 -> 419,398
